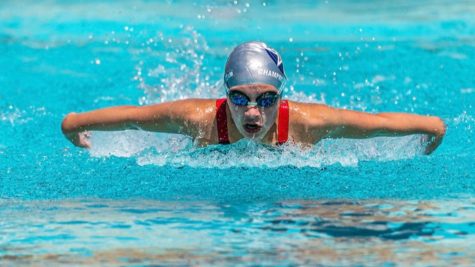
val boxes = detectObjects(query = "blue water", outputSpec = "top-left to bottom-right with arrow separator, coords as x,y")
1,1 -> 475,265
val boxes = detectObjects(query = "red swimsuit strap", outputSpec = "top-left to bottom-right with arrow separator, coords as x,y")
216,98 -> 230,144
277,100 -> 289,145
216,98 -> 289,145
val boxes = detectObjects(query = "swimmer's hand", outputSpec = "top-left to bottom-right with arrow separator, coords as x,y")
61,112 -> 91,148
64,130 -> 92,148
421,133 -> 444,155
422,117 -> 446,155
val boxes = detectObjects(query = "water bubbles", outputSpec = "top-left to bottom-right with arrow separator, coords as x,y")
94,59 -> 101,65
135,26 -> 216,105
461,88 -> 474,94
289,37 -> 294,42
312,79 -> 326,87
0,106 -> 28,125
372,75 -> 386,84
89,132 -> 424,169
453,111 -> 475,125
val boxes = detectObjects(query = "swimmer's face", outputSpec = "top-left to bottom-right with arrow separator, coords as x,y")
227,84 -> 280,141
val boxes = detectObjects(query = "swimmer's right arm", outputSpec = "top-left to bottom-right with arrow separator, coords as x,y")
61,99 -> 205,148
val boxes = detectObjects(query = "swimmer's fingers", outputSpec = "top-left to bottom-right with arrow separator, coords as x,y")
65,131 -> 91,149
422,134 -> 443,155
79,131 -> 92,148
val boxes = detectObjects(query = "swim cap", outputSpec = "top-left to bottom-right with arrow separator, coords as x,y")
224,41 -> 286,93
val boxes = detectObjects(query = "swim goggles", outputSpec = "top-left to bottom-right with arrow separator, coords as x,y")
227,90 -> 280,108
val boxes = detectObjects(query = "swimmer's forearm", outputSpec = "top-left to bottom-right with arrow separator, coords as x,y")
62,106 -> 135,133
377,113 -> 446,155
375,113 -> 446,137
328,110 -> 446,139
61,104 -> 183,134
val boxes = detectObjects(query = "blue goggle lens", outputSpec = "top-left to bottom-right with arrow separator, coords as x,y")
229,92 -> 249,106
228,91 -> 279,108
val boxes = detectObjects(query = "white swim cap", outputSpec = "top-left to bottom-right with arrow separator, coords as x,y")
224,41 -> 286,93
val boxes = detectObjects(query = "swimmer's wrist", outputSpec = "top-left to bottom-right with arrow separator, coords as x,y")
432,117 -> 446,137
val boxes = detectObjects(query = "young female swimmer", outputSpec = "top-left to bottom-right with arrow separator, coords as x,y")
61,42 -> 446,154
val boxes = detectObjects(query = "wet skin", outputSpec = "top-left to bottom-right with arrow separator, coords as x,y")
61,83 -> 446,153
226,84 -> 280,143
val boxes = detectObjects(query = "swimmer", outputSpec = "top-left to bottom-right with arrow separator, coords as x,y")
61,41 -> 446,154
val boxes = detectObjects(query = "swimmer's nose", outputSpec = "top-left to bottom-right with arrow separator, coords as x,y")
244,105 -> 261,119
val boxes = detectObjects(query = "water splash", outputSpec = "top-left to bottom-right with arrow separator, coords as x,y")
85,29 -> 431,168
0,105 -> 31,125
133,26 -> 223,105
89,131 -> 191,158
89,130 -> 424,168
453,111 -> 475,127
138,136 -> 423,168
449,111 -> 474,153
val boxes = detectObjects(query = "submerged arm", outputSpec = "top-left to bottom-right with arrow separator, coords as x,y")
320,108 -> 446,154
61,99 -> 203,148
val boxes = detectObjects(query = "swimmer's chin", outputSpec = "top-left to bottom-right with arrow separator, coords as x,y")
242,131 -> 266,141
236,126 -> 267,141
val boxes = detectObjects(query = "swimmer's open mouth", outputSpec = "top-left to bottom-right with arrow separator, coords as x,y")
244,123 -> 262,133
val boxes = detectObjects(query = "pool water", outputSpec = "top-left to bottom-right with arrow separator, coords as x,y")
1,1 -> 475,265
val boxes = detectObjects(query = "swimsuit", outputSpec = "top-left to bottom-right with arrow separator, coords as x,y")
215,99 -> 289,145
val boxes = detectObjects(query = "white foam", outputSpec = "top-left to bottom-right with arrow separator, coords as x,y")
89,129 -> 424,168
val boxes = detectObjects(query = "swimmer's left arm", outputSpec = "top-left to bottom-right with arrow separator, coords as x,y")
321,108 -> 446,154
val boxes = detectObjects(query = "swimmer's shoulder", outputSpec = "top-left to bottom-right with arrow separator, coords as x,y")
166,98 -> 221,144
288,100 -> 336,126
287,100 -> 337,142
170,98 -> 218,122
